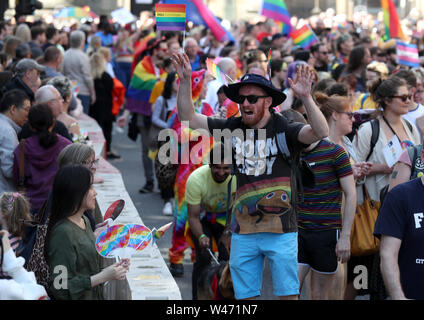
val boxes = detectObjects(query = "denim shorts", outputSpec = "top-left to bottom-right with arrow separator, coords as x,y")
229,232 -> 299,299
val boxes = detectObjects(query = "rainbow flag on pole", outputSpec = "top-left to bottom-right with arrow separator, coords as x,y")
155,4 -> 186,31
290,24 -> 318,50
396,41 -> 420,67
381,0 -> 406,40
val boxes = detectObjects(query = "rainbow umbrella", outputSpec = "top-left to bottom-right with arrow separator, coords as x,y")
53,6 -> 98,20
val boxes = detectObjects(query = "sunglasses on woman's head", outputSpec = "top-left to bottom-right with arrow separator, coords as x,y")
391,94 -> 412,102
235,95 -> 269,104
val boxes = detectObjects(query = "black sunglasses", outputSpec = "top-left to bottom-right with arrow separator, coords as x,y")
235,95 -> 269,104
391,94 -> 412,102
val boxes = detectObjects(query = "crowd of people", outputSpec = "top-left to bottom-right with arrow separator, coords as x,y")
0,6 -> 424,300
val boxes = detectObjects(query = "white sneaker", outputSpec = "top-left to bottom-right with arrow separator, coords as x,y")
162,202 -> 173,216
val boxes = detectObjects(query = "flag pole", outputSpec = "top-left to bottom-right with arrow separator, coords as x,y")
182,28 -> 186,54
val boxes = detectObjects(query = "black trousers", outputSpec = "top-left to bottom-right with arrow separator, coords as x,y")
98,119 -> 113,152
190,217 -> 229,300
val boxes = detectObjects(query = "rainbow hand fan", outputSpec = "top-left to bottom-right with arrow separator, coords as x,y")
95,224 -> 130,258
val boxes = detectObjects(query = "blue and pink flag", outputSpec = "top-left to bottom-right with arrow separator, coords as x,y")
396,41 -> 420,68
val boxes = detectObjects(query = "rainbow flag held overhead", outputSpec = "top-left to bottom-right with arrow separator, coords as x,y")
275,20 -> 292,35
261,0 -> 291,25
206,58 -> 234,86
396,41 -> 420,68
290,24 -> 318,50
155,3 -> 186,31
381,0 -> 406,40
162,0 -> 234,42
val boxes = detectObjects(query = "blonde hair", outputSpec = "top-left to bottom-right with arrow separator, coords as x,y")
0,192 -> 31,238
1,36 -> 22,60
98,47 -> 111,62
15,23 -> 31,42
90,52 -> 106,80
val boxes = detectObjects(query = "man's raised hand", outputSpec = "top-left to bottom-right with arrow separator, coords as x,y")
288,64 -> 315,99
171,52 -> 192,83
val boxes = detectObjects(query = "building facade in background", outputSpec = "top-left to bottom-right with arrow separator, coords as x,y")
4,0 -> 424,23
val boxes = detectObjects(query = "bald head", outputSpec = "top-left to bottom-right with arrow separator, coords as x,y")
184,37 -> 199,59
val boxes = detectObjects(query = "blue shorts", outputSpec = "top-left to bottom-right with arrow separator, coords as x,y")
229,232 -> 299,299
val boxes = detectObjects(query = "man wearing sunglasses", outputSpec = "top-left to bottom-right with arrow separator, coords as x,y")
311,43 -> 330,73
172,52 -> 328,300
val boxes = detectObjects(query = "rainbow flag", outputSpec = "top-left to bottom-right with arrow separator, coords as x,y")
290,24 -> 318,50
206,58 -> 233,85
261,0 -> 291,26
126,55 -> 167,116
382,0 -> 406,40
396,41 -> 420,67
155,4 -> 186,31
162,0 -> 234,42
267,48 -> 272,78
275,20 -> 291,35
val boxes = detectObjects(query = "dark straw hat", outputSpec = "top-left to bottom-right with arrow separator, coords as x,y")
223,73 -> 286,109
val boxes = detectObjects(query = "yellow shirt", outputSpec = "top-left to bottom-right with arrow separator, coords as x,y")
353,93 -> 376,112
186,165 -> 237,226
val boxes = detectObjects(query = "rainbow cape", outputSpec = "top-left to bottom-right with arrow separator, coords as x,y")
167,102 -> 215,257
382,0 -> 406,40
126,55 -> 167,116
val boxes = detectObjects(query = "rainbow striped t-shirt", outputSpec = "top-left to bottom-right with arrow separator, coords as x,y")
297,140 -> 353,231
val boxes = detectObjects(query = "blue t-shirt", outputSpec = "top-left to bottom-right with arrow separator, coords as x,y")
374,178 -> 424,300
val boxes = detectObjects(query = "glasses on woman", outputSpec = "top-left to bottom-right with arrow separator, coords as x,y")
83,159 -> 99,169
338,111 -> 354,118
391,94 -> 412,102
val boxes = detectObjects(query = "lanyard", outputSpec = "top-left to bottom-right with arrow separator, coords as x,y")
382,116 -> 402,144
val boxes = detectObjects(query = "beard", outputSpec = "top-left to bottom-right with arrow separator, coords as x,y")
241,104 -> 266,128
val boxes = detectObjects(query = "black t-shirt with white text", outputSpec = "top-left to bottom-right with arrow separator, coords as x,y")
374,178 -> 424,300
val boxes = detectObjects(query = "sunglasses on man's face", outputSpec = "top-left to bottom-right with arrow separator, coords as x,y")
235,95 -> 269,104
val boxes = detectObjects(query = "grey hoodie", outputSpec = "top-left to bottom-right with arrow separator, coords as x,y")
0,113 -> 21,193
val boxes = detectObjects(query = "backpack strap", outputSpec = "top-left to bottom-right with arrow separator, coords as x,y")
272,113 -> 305,203
407,144 -> 422,180
366,119 -> 379,161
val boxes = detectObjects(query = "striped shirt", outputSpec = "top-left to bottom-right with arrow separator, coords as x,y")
297,140 -> 353,230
